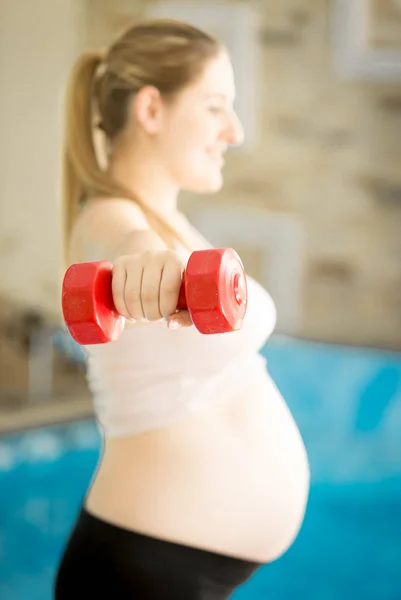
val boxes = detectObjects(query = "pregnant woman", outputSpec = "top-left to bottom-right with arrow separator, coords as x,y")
55,17 -> 310,600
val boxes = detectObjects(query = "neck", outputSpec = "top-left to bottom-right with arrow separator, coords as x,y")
107,146 -> 179,217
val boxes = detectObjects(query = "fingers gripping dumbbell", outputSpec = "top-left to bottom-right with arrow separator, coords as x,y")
61,248 -> 248,345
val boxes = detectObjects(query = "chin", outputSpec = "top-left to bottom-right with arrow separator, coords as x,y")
206,177 -> 224,193
186,174 -> 223,195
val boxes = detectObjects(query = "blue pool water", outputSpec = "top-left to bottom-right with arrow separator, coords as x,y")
1,335 -> 401,599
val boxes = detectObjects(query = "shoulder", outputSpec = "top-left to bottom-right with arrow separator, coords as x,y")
69,196 -> 154,264
72,197 -> 151,245
78,197 -> 150,228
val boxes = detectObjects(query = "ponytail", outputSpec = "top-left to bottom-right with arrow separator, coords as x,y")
61,50 -> 192,266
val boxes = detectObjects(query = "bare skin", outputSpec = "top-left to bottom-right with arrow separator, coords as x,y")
68,51 -> 310,563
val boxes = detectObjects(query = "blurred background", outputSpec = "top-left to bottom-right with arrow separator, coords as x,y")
1,0 -> 401,598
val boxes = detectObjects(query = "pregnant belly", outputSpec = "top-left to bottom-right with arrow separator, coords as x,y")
86,371 -> 310,563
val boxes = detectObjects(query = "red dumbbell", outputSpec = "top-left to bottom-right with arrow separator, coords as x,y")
62,248 -> 248,345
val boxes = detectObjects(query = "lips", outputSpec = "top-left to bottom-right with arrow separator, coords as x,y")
206,148 -> 225,165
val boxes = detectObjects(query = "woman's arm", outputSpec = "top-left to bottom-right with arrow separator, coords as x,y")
67,197 -> 192,328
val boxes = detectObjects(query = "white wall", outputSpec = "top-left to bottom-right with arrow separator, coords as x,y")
0,0 -> 84,319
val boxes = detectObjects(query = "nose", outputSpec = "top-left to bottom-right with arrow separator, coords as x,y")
221,109 -> 244,147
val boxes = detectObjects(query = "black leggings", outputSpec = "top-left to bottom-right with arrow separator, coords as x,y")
54,508 -> 260,599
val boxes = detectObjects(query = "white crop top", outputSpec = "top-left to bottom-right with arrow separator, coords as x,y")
83,275 -> 277,437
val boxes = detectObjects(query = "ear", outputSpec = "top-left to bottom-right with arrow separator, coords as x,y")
132,85 -> 164,135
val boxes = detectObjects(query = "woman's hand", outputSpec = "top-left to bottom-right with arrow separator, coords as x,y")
112,250 -> 192,329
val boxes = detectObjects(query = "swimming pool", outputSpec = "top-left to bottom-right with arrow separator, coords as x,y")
1,335 -> 401,599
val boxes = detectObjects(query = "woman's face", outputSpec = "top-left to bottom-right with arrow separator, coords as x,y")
156,51 -> 244,194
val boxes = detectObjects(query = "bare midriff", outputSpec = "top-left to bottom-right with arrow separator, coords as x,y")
85,369 -> 310,563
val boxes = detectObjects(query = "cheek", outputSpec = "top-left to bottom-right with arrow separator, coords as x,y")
161,112 -> 221,186
166,121 -> 208,167
166,109 -> 213,151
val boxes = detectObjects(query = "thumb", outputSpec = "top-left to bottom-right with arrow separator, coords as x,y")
166,309 -> 193,329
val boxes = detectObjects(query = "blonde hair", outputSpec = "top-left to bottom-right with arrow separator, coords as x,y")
61,19 -> 222,263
